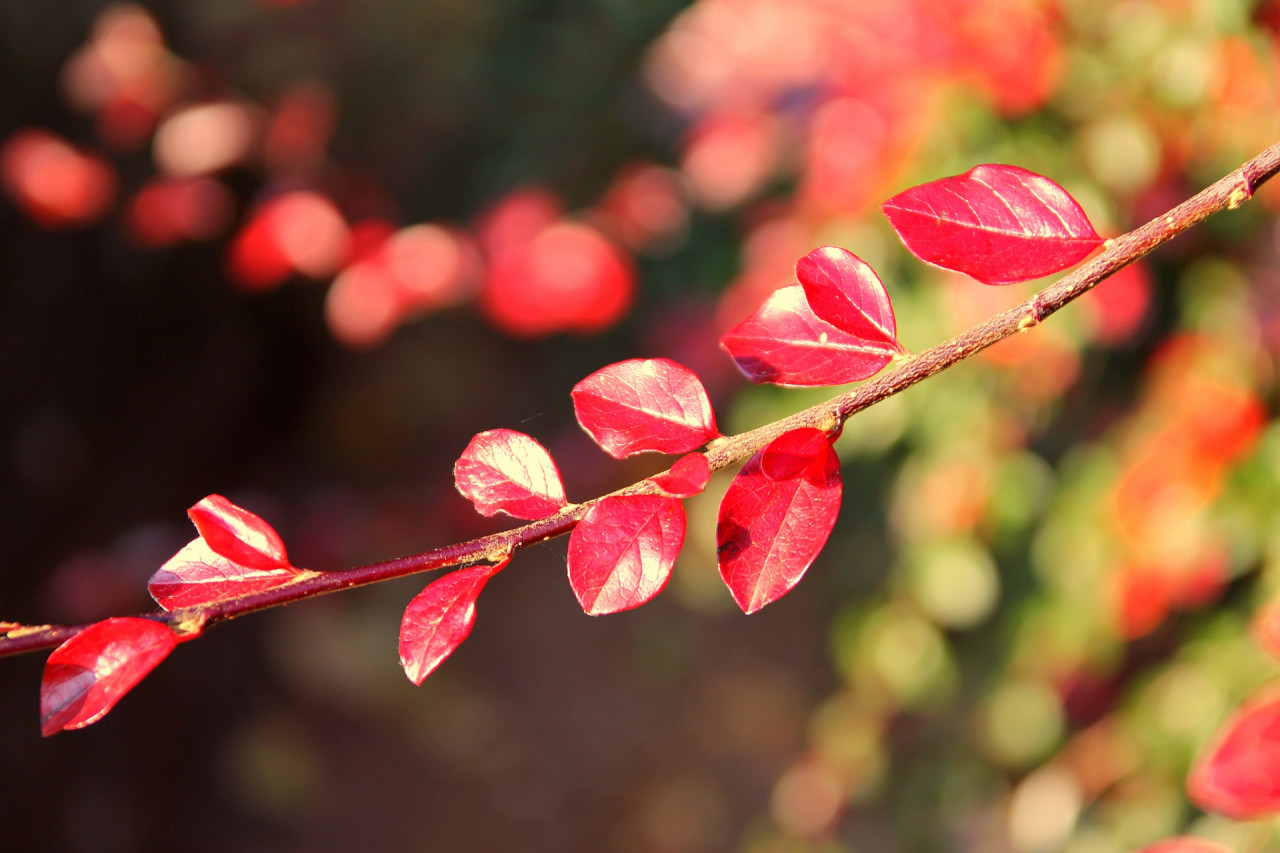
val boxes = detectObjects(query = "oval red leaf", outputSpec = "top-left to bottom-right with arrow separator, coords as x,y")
40,617 -> 178,736
148,536 -> 300,611
454,428 -> 568,519
572,358 -> 719,459
399,562 -> 503,685
1136,839 -> 1232,853
651,453 -> 711,499
720,285 -> 897,387
882,164 -> 1102,285
1188,685 -> 1280,818
188,494 -> 289,571
796,246 -> 900,348
567,495 -> 686,615
717,427 -> 842,613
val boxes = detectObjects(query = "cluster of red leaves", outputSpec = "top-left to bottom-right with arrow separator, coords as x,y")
23,161 -> 1109,735
38,495 -> 302,735
401,164 -> 1105,683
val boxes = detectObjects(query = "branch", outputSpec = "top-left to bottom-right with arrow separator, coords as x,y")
6,139 -> 1280,659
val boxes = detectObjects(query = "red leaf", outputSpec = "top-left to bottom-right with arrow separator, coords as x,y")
567,495 -> 686,615
572,358 -> 719,458
651,453 -> 711,499
454,429 -> 568,519
40,617 -> 178,736
1188,685 -> 1280,818
1136,839 -> 1232,853
399,562 -> 503,685
149,537 -> 300,611
720,285 -> 897,387
717,427 -> 842,613
188,494 -> 289,571
795,246 -> 900,348
882,164 -> 1102,285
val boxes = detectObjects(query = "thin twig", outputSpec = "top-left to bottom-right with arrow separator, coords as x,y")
5,139 -> 1280,659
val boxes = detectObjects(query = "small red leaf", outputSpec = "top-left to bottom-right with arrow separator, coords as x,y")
882,164 -> 1102,285
40,617 -> 178,736
148,537 -> 300,611
567,495 -> 685,615
717,427 -> 842,613
454,429 -> 568,519
572,358 -> 719,458
1136,839 -> 1232,853
720,285 -> 897,387
795,246 -> 900,348
1188,685 -> 1280,818
399,562 -> 503,685
188,494 -> 289,571
651,453 -> 711,499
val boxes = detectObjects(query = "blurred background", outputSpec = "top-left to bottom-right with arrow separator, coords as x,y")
4,0 -> 1280,850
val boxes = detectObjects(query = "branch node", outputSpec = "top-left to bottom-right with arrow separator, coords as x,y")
819,407 -> 844,438
1228,176 -> 1253,210
485,543 -> 515,565
1018,295 -> 1047,332
174,613 -> 207,637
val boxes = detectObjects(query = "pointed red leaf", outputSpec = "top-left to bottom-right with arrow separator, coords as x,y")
796,246 -> 900,348
454,429 -> 568,519
188,494 -> 289,571
149,536 -> 300,610
567,495 -> 685,615
717,427 -> 842,613
572,358 -> 719,458
1188,685 -> 1280,818
399,561 -> 504,685
882,164 -> 1102,285
1136,839 -> 1232,853
720,285 -> 897,387
651,453 -> 711,499
40,617 -> 178,736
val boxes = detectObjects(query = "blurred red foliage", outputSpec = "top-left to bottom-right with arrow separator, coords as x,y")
0,130 -> 117,229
